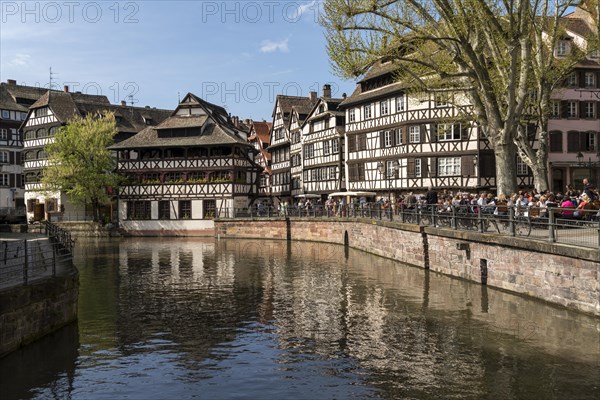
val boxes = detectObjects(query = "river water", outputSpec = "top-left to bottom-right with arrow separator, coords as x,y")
1,237 -> 598,399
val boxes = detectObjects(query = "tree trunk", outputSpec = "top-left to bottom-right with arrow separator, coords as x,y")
531,161 -> 549,193
494,142 -> 518,196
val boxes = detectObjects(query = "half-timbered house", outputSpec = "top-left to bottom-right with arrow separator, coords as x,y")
340,61 -> 498,198
247,120 -> 273,199
21,86 -> 171,222
301,85 -> 346,197
269,93 -> 317,205
110,93 -> 261,235
0,80 -> 46,216
547,4 -> 599,192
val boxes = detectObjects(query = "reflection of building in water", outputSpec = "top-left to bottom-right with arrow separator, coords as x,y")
110,238 -> 598,393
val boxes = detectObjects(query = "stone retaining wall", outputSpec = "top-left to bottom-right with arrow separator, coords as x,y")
0,272 -> 79,358
215,218 -> 600,316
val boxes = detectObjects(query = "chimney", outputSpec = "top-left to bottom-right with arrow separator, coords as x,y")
63,85 -> 69,93
322,84 -> 331,98
342,93 -> 347,99
121,100 -> 127,106
244,118 -> 251,125
7,79 -> 16,85
309,91 -> 317,102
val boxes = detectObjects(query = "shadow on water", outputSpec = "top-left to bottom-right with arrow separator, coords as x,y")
0,322 -> 79,400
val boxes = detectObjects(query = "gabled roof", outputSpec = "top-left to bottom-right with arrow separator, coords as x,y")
272,95 -> 318,129
248,120 -> 272,145
339,80 -> 407,108
303,97 -> 345,125
110,92 -> 251,150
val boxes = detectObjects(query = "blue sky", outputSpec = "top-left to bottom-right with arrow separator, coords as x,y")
0,0 -> 355,120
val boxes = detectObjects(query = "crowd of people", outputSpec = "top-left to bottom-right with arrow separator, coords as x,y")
252,178 -> 599,220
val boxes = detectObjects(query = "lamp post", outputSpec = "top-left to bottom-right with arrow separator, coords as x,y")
576,151 -> 600,186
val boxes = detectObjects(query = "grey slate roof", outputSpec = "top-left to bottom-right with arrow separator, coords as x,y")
273,95 -> 318,129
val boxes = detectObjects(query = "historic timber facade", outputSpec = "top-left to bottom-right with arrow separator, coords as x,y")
301,85 -> 345,196
269,93 -> 317,205
21,86 -> 171,222
339,61 -> 499,197
247,120 -> 273,199
110,93 -> 261,235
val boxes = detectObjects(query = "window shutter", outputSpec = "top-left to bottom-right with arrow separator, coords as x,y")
549,131 -> 563,152
391,129 -> 396,146
407,158 -> 415,178
561,101 -> 568,118
379,131 -> 385,148
402,126 -> 408,144
420,124 -> 428,143
16,174 -> 21,188
462,155 -> 475,176
567,131 -> 579,152
579,71 -> 586,88
430,124 -> 437,142
9,152 -> 14,164
15,152 -> 21,165
9,174 -> 15,187
480,153 -> 496,177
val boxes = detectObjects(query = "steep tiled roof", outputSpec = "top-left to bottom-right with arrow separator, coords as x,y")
110,93 -> 251,150
339,80 -> 407,108
249,121 -> 272,145
0,84 -> 28,112
274,95 -> 318,128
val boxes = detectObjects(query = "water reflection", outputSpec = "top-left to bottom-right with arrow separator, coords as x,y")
1,237 -> 598,399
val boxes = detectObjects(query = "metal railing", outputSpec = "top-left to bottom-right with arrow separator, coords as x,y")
0,238 -> 74,288
223,203 -> 600,249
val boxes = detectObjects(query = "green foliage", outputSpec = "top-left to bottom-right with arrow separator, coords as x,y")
42,112 -> 122,212
321,0 -> 597,193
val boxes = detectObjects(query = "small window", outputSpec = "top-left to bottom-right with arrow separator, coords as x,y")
516,157 -> 529,175
0,129 -> 7,140
396,95 -> 405,112
158,201 -> 171,220
567,101 -> 578,118
1,110 -> 9,119
384,130 -> 393,147
438,157 -> 461,176
179,200 -> 192,219
584,72 -> 596,88
434,93 -> 449,107
551,101 -> 560,118
323,140 -> 330,155
380,100 -> 389,116
437,123 -> 461,141
332,138 -> 339,154
0,151 -> 9,163
394,129 -> 402,145
414,159 -> 422,178
349,108 -> 356,122
583,102 -> 596,119
0,174 -> 9,186
556,40 -> 569,56
363,105 -> 372,119
589,49 -> 600,59
409,126 -> 420,143
566,72 -> 577,87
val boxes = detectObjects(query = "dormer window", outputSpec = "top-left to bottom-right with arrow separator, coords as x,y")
589,49 -> 600,60
144,117 -> 153,125
556,40 -> 570,57
318,105 -> 325,114
115,116 -> 123,123
584,72 -> 597,88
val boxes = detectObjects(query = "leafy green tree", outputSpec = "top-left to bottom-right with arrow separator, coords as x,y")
322,0 -> 598,194
42,112 -> 122,221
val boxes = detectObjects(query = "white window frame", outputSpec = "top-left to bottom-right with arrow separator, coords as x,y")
556,40 -> 569,57
1,110 -> 9,119
0,129 -> 7,140
380,100 -> 389,116
0,174 -> 8,186
567,101 -> 577,118
0,151 -> 9,163
323,140 -> 330,156
409,126 -> 420,143
332,138 -> 339,154
383,130 -> 393,147
588,132 -> 596,152
437,123 -> 461,141
438,157 -> 461,176
589,49 -> 600,60
304,143 -> 314,159
566,72 -> 577,87
349,108 -> 356,122
396,95 -> 405,112
584,72 -> 596,88
516,157 -> 528,175
329,167 -> 336,180
583,102 -> 595,119
363,104 -> 372,119
394,129 -> 402,145
434,93 -> 449,107
414,159 -> 422,178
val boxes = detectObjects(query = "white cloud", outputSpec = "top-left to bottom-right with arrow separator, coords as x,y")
9,53 -> 31,67
259,38 -> 289,53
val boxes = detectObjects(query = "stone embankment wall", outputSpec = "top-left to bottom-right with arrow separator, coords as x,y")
0,272 -> 79,358
215,218 -> 600,316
